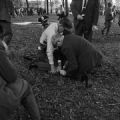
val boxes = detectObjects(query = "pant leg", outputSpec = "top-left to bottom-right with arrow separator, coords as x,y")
21,84 -> 41,120
84,27 -> 93,42
0,21 -> 13,45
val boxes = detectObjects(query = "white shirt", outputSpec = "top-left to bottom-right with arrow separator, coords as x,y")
40,23 -> 59,65
82,0 -> 88,10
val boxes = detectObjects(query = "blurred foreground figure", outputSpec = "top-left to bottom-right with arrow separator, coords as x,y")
0,39 -> 41,120
0,0 -> 14,45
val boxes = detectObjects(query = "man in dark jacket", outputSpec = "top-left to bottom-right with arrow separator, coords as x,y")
0,39 -> 41,120
55,17 -> 103,87
0,0 -> 14,45
70,0 -> 100,42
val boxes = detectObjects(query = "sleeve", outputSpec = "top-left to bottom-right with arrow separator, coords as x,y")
70,2 -> 79,19
93,0 -> 100,25
40,31 -> 46,44
0,50 -> 17,83
62,47 -> 78,75
46,23 -> 58,65
46,36 -> 54,65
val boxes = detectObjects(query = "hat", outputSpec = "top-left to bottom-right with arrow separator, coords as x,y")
59,17 -> 73,29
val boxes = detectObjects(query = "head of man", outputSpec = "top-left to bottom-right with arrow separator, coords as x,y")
59,17 -> 73,35
52,34 -> 64,48
58,23 -> 64,34
108,2 -> 112,8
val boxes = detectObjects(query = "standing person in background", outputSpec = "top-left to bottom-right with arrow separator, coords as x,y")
112,5 -> 116,22
101,2 -> 113,36
70,0 -> 100,42
0,0 -> 14,46
57,5 -> 65,20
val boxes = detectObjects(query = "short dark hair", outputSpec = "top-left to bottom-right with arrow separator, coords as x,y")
108,2 -> 112,7
59,17 -> 72,29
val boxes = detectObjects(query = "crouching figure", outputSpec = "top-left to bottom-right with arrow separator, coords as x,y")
54,17 -> 103,88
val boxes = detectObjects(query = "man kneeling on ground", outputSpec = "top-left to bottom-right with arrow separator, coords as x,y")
54,17 -> 103,87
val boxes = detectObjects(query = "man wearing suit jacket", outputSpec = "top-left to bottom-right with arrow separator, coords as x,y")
0,0 -> 14,45
70,0 -> 100,42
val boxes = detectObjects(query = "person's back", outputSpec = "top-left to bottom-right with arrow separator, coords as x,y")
62,34 -> 102,72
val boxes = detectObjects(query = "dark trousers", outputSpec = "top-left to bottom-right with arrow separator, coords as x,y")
0,20 -> 13,45
74,20 -> 93,42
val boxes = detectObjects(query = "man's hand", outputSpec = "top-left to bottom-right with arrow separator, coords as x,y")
77,14 -> 84,20
50,64 -> 57,74
92,25 -> 98,32
60,70 -> 66,76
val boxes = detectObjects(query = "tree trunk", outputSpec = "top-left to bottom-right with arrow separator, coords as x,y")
50,0 -> 52,13
62,0 -> 64,7
26,0 -> 29,15
65,0 -> 68,16
104,0 -> 107,9
46,0 -> 49,15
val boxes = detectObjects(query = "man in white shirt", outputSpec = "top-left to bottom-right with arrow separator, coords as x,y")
39,22 -> 64,74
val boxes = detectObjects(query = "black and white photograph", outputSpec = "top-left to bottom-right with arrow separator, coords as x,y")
0,0 -> 120,120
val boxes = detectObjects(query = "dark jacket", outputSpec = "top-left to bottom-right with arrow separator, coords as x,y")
61,33 -> 103,76
70,0 -> 100,29
0,0 -> 14,22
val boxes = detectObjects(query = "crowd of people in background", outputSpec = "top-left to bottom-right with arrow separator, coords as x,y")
12,7 -> 46,17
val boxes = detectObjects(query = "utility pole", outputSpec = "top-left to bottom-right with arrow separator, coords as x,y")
62,0 -> 64,7
46,0 -> 49,15
65,0 -> 68,16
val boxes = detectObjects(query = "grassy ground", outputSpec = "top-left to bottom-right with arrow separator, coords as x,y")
10,14 -> 120,120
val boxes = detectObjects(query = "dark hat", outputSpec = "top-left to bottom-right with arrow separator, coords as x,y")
59,17 -> 73,29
